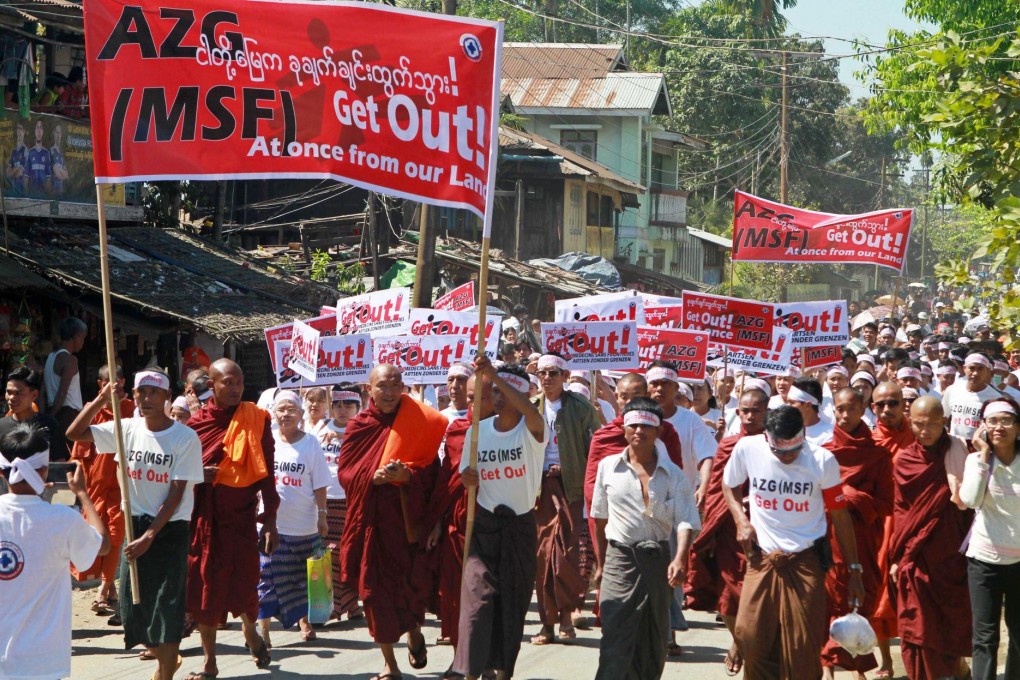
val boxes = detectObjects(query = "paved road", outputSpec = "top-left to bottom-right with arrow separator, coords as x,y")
70,585 -> 912,679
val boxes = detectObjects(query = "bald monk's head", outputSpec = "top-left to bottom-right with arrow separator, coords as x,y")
370,364 -> 404,414
209,358 -> 244,408
467,372 -> 495,420
909,396 -> 945,448
872,381 -> 905,429
833,387 -> 866,433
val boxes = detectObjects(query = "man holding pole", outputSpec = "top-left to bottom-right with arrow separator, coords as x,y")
455,359 -> 546,680
186,359 -> 279,678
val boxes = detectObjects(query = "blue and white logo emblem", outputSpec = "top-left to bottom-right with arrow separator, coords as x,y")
0,542 -> 24,580
460,34 -> 483,62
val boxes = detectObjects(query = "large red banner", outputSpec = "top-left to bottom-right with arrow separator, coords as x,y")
82,0 -> 503,230
731,191 -> 914,272
635,327 -> 709,380
681,291 -> 775,352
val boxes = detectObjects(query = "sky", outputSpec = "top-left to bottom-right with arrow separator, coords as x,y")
783,0 -> 933,88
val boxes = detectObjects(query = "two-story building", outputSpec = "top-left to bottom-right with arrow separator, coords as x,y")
500,42 -> 709,278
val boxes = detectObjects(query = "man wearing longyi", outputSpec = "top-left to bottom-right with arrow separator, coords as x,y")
337,363 -> 447,680
185,359 -> 279,679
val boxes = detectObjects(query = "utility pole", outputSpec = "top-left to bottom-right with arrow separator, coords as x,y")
876,156 -> 886,291
921,164 -> 930,281
780,50 -> 789,204
367,192 -> 380,290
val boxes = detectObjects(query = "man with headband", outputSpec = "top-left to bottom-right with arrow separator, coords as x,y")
455,360 -> 547,680
943,352 -> 1000,440
186,359 -> 280,677
68,367 -> 204,680
687,384 -> 770,676
442,363 -> 474,423
787,377 -> 834,448
820,388 -> 894,678
0,422 -> 107,680
0,366 -> 67,463
590,397 -> 699,679
722,405 -> 865,679
531,352 -> 599,645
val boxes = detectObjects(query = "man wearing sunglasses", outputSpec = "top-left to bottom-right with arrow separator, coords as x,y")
722,405 -> 864,680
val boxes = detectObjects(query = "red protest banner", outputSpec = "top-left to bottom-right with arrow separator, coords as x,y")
554,291 -> 644,324
335,288 -> 410,337
636,326 -> 709,380
540,321 -> 638,371
731,191 -> 913,272
644,305 -> 684,329
265,313 -> 338,372
773,300 -> 849,347
435,281 -> 475,311
681,291 -> 775,351
83,0 -> 503,229
800,344 -> 845,370
288,318 -> 321,381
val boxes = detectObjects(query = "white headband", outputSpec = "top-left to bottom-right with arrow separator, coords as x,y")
897,367 -> 922,381
743,378 -> 772,397
921,364 -> 933,375
623,410 -> 661,428
448,364 -> 475,380
827,366 -> 849,378
959,337 -> 972,345
786,385 -> 819,406
171,396 -> 190,411
0,448 -> 49,494
529,374 -> 541,388
676,382 -> 694,400
498,372 -> 531,394
851,371 -> 876,387
197,389 -> 213,401
274,390 -> 303,410
782,367 -> 802,377
984,401 -> 1018,419
937,365 -> 957,376
134,370 -> 170,391
938,342 -> 950,350
570,370 -> 588,380
538,355 -> 568,372
764,430 -> 805,453
965,354 -> 992,369
331,389 -> 361,403
646,366 -> 678,383
856,354 -> 876,365
995,361 -> 1010,373
902,387 -> 919,399
435,385 -> 449,398
568,383 -> 591,399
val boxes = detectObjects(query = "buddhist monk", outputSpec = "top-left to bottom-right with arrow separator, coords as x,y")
69,364 -> 133,619
890,396 -> 973,680
186,359 -> 279,680
870,381 -> 915,677
337,364 -> 445,680
686,386 -> 768,677
422,372 -> 494,668
821,387 -> 894,679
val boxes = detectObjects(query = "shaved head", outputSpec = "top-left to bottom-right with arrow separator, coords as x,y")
910,396 -> 945,447
370,364 -> 403,414
209,358 -> 244,408
209,358 -> 241,380
872,381 -> 906,429
911,395 -> 943,418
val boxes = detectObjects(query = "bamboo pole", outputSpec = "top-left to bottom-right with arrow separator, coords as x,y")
462,235 -> 490,571
96,186 -> 141,605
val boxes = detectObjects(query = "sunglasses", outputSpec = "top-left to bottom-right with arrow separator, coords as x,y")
874,399 -> 901,408
537,370 -> 562,377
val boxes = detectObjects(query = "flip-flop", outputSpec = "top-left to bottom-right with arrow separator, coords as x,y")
668,642 -> 683,657
558,625 -> 577,643
408,634 -> 427,670
300,628 -> 316,642
184,673 -> 218,680
873,670 -> 893,679
249,638 -> 271,670
724,650 -> 743,676
138,649 -> 157,661
530,633 -> 554,645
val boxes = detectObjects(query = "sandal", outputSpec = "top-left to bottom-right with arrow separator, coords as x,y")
873,670 -> 893,679
558,625 -> 577,642
249,637 -> 271,670
435,636 -> 452,646
408,634 -> 427,670
184,674 -> 218,680
530,633 -> 554,645
138,649 -> 157,661
724,650 -> 743,676
301,628 -> 317,642
92,599 -> 114,615
668,641 -> 683,657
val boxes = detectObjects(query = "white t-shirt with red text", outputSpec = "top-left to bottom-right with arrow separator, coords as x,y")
92,418 -> 204,522
462,417 -> 549,516
943,381 -> 1000,440
272,432 -> 332,536
317,421 -> 345,501
723,434 -> 845,554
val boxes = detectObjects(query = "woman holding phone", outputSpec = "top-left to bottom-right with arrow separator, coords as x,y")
964,396 -> 1020,680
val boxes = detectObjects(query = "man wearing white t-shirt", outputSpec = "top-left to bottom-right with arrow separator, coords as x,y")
0,422 -> 107,680
787,377 -> 834,448
441,363 -> 473,423
68,369 -> 204,680
722,405 -> 865,680
455,360 -> 547,680
943,352 -> 1000,440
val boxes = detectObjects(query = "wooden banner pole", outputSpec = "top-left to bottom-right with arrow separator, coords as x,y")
462,234 -> 490,572
96,186 -> 141,605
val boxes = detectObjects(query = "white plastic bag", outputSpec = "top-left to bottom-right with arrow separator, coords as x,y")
829,609 -> 877,657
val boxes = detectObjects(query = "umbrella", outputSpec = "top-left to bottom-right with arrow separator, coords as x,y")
852,310 -> 876,331
907,282 -> 927,290
874,294 -> 905,306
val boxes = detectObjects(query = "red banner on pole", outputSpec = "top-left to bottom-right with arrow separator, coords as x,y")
681,291 -> 776,352
799,344 -> 845,371
636,326 -> 709,380
83,0 -> 503,231
731,190 -> 913,272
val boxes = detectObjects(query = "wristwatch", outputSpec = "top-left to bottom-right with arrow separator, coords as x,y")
848,563 -> 863,573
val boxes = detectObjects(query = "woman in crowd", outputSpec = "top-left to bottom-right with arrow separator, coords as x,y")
963,397 -> 1020,680
320,383 -> 364,620
67,369 -> 204,680
303,386 -> 331,438
257,390 -> 331,645
690,379 -> 721,435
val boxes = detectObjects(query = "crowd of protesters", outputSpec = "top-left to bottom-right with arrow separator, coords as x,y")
0,295 -> 1019,680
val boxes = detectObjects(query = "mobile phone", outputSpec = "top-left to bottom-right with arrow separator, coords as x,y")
386,462 -> 399,472
46,462 -> 78,485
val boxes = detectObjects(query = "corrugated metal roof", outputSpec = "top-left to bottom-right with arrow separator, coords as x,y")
0,253 -> 58,291
501,72 -> 671,116
686,228 -> 732,249
502,43 -> 625,79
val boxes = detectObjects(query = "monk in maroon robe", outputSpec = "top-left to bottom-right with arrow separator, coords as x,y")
821,388 -> 894,677
422,373 -> 494,654
338,364 -> 440,680
686,387 -> 768,676
890,396 -> 973,680
186,359 -> 278,679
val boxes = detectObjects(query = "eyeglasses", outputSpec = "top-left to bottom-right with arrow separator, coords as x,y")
903,398 -> 917,406
874,400 -> 901,408
985,416 -> 1017,428
537,370 -> 562,377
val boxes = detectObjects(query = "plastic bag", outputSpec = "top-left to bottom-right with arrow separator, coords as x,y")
307,547 -> 333,625
829,609 -> 877,657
